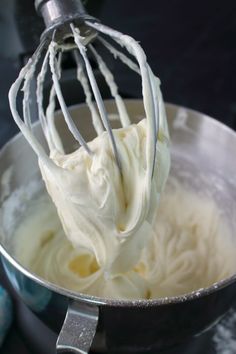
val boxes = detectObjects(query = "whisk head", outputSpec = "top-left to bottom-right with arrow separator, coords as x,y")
8,1 -> 171,295
9,9 -> 164,178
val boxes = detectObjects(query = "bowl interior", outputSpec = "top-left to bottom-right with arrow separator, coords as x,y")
1,99 -> 236,303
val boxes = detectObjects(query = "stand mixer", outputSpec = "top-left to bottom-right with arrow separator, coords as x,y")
2,1 -> 236,354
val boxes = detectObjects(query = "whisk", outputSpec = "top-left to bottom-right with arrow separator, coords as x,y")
8,0 -> 162,177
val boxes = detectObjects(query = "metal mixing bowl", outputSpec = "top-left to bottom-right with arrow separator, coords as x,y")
0,100 -> 236,353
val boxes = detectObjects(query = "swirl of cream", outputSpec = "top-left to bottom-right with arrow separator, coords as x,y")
39,118 -> 170,278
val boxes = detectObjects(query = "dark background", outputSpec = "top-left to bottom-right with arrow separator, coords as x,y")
0,0 -> 236,353
100,0 -> 236,130
0,0 -> 236,147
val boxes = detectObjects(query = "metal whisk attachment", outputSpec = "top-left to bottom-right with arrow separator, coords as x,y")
9,0 -> 160,177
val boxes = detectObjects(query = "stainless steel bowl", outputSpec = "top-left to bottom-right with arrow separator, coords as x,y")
1,100 -> 236,353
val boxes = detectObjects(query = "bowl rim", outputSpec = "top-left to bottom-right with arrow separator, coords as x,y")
1,99 -> 236,308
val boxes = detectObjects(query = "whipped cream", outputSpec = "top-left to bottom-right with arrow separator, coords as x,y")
14,179 -> 236,299
9,23 -> 171,290
39,118 -> 170,278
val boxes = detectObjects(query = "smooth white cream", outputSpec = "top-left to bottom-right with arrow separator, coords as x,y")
14,179 -> 236,300
39,117 -> 170,278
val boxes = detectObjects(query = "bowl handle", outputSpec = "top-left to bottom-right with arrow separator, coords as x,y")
56,299 -> 99,353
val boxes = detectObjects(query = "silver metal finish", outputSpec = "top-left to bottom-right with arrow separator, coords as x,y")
56,301 -> 98,353
1,101 -> 236,353
35,0 -> 97,43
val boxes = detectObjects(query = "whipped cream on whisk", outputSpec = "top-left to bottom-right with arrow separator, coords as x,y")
9,23 -> 170,292
40,117 -> 169,277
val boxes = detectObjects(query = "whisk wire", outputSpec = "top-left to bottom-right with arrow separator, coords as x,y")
71,23 -> 122,171
98,37 -> 140,75
37,49 -> 50,136
49,41 -> 92,155
87,21 -> 158,178
22,41 -> 47,130
73,50 -> 104,136
37,47 -> 65,153
89,44 -> 130,128
8,39 -> 55,166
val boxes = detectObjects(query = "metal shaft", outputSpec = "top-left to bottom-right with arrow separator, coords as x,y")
35,0 -> 97,42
